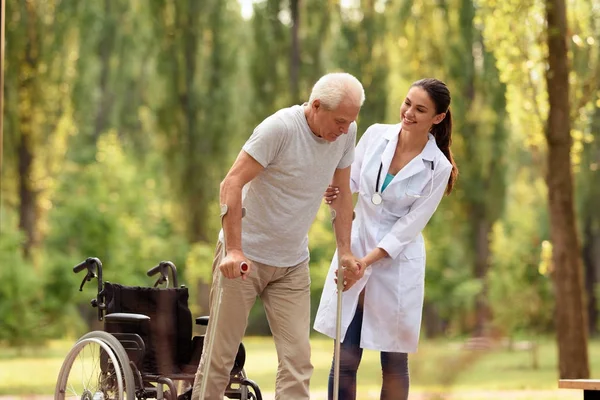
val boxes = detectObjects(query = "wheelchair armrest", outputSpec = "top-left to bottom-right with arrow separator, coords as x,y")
105,312 -> 151,323
196,316 -> 209,326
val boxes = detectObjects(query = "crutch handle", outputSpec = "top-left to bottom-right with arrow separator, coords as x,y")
240,262 -> 249,274
200,204 -> 248,399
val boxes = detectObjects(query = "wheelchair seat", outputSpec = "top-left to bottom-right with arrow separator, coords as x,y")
103,282 -> 246,377
104,282 -> 194,375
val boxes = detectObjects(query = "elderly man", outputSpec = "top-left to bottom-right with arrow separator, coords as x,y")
192,72 -> 366,400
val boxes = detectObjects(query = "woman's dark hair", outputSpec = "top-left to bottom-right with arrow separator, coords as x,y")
411,78 -> 458,194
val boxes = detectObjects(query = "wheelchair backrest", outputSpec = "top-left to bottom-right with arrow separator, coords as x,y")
103,282 -> 193,374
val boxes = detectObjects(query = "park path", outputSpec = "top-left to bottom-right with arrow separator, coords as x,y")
0,389 -> 582,399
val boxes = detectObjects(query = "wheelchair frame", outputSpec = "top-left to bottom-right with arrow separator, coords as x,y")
55,257 -> 263,400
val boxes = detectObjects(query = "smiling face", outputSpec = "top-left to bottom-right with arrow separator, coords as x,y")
311,99 -> 360,142
400,86 -> 446,134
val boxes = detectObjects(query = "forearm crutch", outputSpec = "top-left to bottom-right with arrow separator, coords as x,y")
330,209 -> 345,400
198,204 -> 249,400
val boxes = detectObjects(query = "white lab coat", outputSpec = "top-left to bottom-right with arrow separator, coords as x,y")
313,123 -> 452,353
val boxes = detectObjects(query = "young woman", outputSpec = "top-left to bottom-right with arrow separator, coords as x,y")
314,78 -> 458,400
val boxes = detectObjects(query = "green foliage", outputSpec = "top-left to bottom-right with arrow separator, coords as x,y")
423,207 -> 479,333
476,0 -> 551,164
488,171 -> 554,335
0,210 -> 46,346
149,0 -> 246,244
54,132 -> 188,270
40,132 -> 189,332
333,1 -> 389,135
250,0 -> 292,120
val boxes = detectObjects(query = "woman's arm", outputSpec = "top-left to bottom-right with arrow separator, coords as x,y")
361,247 -> 390,267
377,163 -> 452,260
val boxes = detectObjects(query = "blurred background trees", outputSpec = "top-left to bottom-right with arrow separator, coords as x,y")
1,0 -> 599,377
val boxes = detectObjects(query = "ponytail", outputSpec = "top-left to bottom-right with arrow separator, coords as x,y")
412,78 -> 458,194
431,108 -> 458,194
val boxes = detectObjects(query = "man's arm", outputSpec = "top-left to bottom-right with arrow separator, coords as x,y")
329,166 -> 364,287
219,150 -> 265,279
329,166 -> 353,256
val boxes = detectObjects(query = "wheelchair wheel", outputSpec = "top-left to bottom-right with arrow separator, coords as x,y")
55,331 -> 136,400
237,369 -> 262,400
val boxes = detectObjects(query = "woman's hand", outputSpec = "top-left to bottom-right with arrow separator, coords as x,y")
334,267 -> 363,291
324,185 -> 340,205
334,255 -> 366,291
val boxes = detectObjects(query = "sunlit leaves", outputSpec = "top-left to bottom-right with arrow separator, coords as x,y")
488,169 -> 554,334
333,0 -> 389,134
478,0 -> 600,160
477,0 -> 548,150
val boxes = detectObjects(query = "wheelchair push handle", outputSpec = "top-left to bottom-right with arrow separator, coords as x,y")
72,257 -> 103,291
147,261 -> 179,288
71,257 -> 106,321
73,257 -> 101,273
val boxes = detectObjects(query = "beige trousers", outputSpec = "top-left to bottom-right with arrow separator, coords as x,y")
192,240 -> 313,400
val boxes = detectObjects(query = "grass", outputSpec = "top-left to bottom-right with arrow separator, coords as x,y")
0,334 -> 594,399
243,334 -> 582,397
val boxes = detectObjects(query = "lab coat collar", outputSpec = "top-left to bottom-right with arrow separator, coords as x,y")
421,133 -> 438,162
382,124 -> 401,141
380,124 -> 438,184
383,123 -> 438,160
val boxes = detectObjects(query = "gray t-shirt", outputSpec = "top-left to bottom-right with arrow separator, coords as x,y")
239,104 -> 356,267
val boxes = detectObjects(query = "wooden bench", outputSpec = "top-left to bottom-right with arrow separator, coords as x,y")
559,379 -> 600,399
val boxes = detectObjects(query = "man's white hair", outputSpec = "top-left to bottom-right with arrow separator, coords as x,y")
308,72 -> 365,110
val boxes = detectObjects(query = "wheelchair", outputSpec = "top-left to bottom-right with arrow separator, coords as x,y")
55,257 -> 263,400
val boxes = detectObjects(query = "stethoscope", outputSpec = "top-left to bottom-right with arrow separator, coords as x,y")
371,160 -> 435,205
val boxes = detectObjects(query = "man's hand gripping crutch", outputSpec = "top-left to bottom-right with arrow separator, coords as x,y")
198,204 -> 250,400
329,208 -> 364,400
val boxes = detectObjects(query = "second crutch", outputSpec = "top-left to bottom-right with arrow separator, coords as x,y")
330,209 -> 345,400
198,204 -> 249,399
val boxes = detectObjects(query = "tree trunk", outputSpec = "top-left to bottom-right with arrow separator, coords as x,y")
290,0 -> 300,103
18,2 -> 40,259
474,212 -> 491,336
455,0 -> 495,336
545,0 -> 589,379
583,219 -> 600,336
582,105 -> 600,336
182,1 -> 209,314
17,120 -> 36,259
178,0 -> 207,245
93,0 -> 115,141
0,0 -> 5,182
423,302 -> 446,338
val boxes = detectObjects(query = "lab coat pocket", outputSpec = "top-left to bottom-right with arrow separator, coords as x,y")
383,192 -> 413,219
399,242 -> 426,309
400,242 -> 425,261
